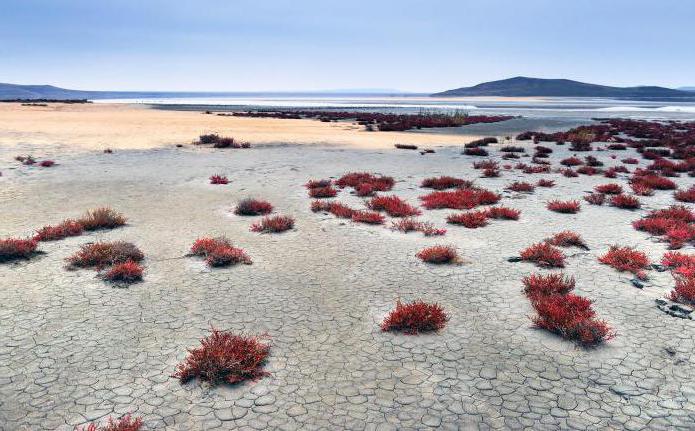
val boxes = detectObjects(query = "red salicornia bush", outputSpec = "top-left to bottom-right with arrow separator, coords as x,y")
173,327 -> 270,385
594,183 -> 623,195
506,181 -> 535,193
305,179 -> 332,189
610,194 -> 641,209
560,156 -> 583,166
209,174 -> 229,185
336,172 -> 394,191
234,198 -> 273,216
78,414 -> 143,431
485,206 -> 521,220
102,260 -> 144,283
523,273 -> 575,298
530,293 -> 615,346
547,200 -> 581,214
78,207 -> 127,231
670,276 -> 695,305
584,193 -> 606,205
308,185 -> 337,198
351,210 -> 385,224
34,219 -> 83,241
520,242 -> 565,268
67,241 -> 144,269
546,231 -> 588,249
446,210 -> 489,228
598,246 -> 649,279
675,185 -> 695,203
250,215 -> 295,233
537,179 -> 555,188
190,237 -> 252,267
420,176 -> 471,190
381,300 -> 449,334
390,218 -> 446,236
416,245 -> 459,264
0,238 -> 38,262
419,188 -> 500,210
367,195 -> 421,217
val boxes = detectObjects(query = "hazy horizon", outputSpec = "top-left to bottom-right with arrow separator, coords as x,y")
2,0 -> 694,92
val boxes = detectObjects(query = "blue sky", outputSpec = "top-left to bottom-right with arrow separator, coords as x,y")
1,0 -> 693,92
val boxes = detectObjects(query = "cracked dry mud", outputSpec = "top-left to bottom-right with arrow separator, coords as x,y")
1,141 -> 694,430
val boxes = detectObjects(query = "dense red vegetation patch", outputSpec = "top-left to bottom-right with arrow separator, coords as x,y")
560,157 -> 583,167
630,183 -> 654,196
482,167 -> 500,177
622,158 -> 639,164
506,181 -> 535,193
631,173 -> 676,190
390,218 -> 446,236
669,276 -> 695,305
584,193 -> 606,205
675,185 -> 695,203
485,206 -> 521,220
416,245 -> 459,264
209,174 -> 229,185
67,241 -> 144,269
447,210 -> 489,228
39,160 -> 55,167
610,194 -> 641,209
234,198 -> 273,216
79,414 -> 143,431
190,237 -> 252,267
308,186 -> 338,198
311,201 -> 356,218
250,215 -> 295,233
173,327 -> 270,385
547,200 -> 581,214
576,166 -> 599,176
196,134 -> 250,148
102,260 -> 144,283
633,205 -> 695,248
463,147 -> 489,156
419,188 -> 500,210
536,179 -> 555,188
34,219 -> 83,241
594,183 -> 623,195
367,195 -> 421,217
523,273 -> 575,298
305,179 -> 332,189
520,242 -> 565,268
473,159 -> 499,170
336,172 -> 394,192
420,176 -> 471,190
0,238 -> 38,262
381,300 -> 448,334
662,251 -> 695,274
561,168 -> 578,178
351,210 -> 385,224
598,246 -> 649,279
78,207 -> 127,231
546,231 -> 587,249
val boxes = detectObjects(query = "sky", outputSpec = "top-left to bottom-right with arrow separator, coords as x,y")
1,0 -> 693,92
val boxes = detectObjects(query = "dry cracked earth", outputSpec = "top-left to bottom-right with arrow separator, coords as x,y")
1,139 -> 694,430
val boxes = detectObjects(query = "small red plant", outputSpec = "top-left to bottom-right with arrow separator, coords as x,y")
420,176 -> 470,190
523,273 -> 575,298
594,183 -> 623,195
577,166 -> 599,176
250,215 -> 295,233
234,198 -> 273,216
648,205 -> 695,223
485,206 -> 521,220
367,195 -> 421,217
336,172 -> 394,191
308,186 -> 338,198
669,276 -> 695,305
547,200 -> 581,214
447,210 -> 489,228
610,194 -> 641,209
305,179 -> 332,189
381,300 -> 449,334
561,168 -> 578,178
78,207 -> 127,231
34,219 -> 83,241
630,183 -> 654,196
506,181 -> 535,193
632,217 -> 675,235
584,193 -> 605,205
416,245 -> 459,264
0,238 -> 38,262
662,251 -> 695,272
598,246 -> 649,279
190,237 -> 252,267
520,242 -> 565,268
355,183 -> 375,196
622,158 -> 639,164
391,219 -> 446,236
311,200 -> 332,212
419,188 -> 500,210
537,179 -> 555,188
173,327 -> 270,385
631,174 -> 676,190
39,160 -> 55,167
473,159 -> 499,170
78,414 -> 143,431
675,186 -> 695,203
67,241 -> 144,269
351,210 -> 385,224
560,156 -> 583,167
546,231 -> 587,249
666,224 -> 695,249
482,167 -> 500,177
210,174 -> 229,185
328,202 -> 356,218
102,260 -> 144,283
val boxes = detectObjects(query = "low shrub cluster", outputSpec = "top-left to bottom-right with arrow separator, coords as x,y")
250,215 -> 295,233
610,194 -> 641,209
420,176 -> 471,190
234,198 -> 273,216
381,300 -> 449,334
447,210 -> 488,228
416,245 -> 459,264
210,175 -> 229,185
520,242 -> 565,268
351,210 -> 385,224
67,241 -> 144,269
78,414 -> 143,431
196,134 -> 250,148
78,207 -> 127,231
545,231 -> 587,249
34,219 -> 83,241
506,181 -> 535,193
598,246 -> 649,279
547,200 -> 581,214
102,260 -> 144,283
537,179 -> 555,188
675,185 -> 695,203
594,183 -> 622,195
336,172 -> 394,192
190,237 -> 252,267
0,238 -> 39,262
390,218 -> 446,236
308,186 -> 338,198
523,273 -> 575,298
584,193 -> 605,205
419,188 -> 500,210
367,195 -> 421,217
633,205 -> 695,248
485,206 -> 521,220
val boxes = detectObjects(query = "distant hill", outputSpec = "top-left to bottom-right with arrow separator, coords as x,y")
433,77 -> 692,98
679,87 -> 695,92
0,83 -> 93,100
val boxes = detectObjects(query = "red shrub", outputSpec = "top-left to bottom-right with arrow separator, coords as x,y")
34,219 -> 83,241
631,174 -> 676,190
78,207 -> 127,231
250,215 -> 295,233
381,300 -> 449,334
649,205 -> 695,223
547,200 -> 581,214
485,206 -> 521,220
561,168 -> 579,178
355,183 -> 375,196
537,179 -> 555,187
622,158 -> 639,164
102,260 -> 144,283
416,245 -> 459,264
0,238 -> 38,262
421,176 -> 471,190
476,189 -> 502,205
391,218 -> 446,236
594,183 -> 623,195
67,242 -> 144,269
308,186 -> 337,198
328,202 -> 356,218
310,200 -> 332,212
666,224 -> 695,249
584,193 -> 605,205
662,251 -> 695,270
472,159 -> 498,170
463,147 -> 488,156
531,293 -> 614,346
447,210 -> 489,228
39,160 -> 55,167
336,172 -> 394,191
190,237 -> 252,267
675,185 -> 695,203
79,414 -> 143,431
173,327 -> 270,385
546,231 -> 587,249
419,188 -> 500,210
367,195 -> 421,217
506,181 -> 535,193
632,217 -> 675,235
598,246 -> 649,279
305,179 -> 332,189
482,167 -> 500,177
630,183 -> 654,196
520,242 -> 565,268
209,174 -> 229,185
577,166 -> 599,176
560,157 -> 583,167
234,198 -> 273,216
669,276 -> 695,305
351,210 -> 385,224
523,273 -> 575,298
610,194 -> 641,209
523,165 -> 551,174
